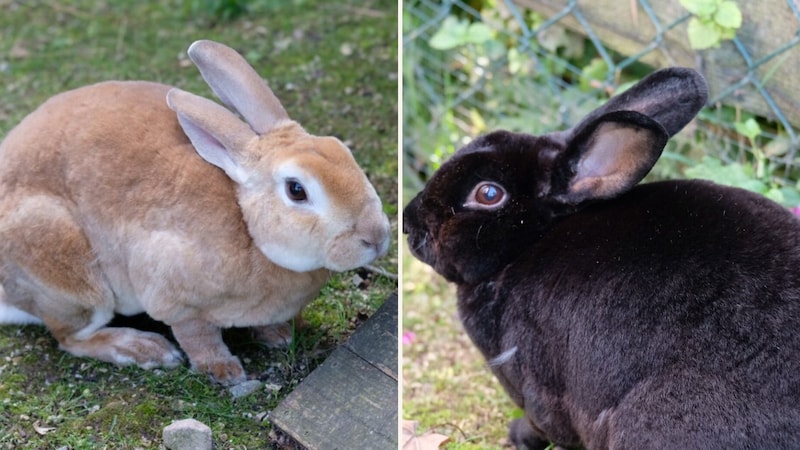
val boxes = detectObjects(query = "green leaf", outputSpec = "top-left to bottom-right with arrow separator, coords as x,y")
684,156 -> 768,194
779,187 -> 800,208
765,188 -> 785,205
465,22 -> 493,44
687,17 -> 721,49
579,58 -> 608,92
719,27 -> 737,40
428,17 -> 492,50
428,16 -> 469,50
537,25 -> 568,53
734,117 -> 762,141
714,1 -> 742,28
679,0 -> 718,18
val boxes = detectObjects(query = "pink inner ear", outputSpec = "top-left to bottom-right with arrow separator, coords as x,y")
176,113 -> 247,184
569,123 -> 656,201
178,114 -> 220,154
577,130 -> 629,179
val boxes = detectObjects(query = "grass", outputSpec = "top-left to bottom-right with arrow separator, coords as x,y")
401,242 -> 515,449
0,0 -> 397,448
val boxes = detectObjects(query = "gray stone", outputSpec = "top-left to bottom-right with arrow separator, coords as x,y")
229,379 -> 262,399
162,418 -> 212,450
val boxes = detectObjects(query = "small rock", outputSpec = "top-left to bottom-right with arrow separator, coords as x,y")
229,379 -> 262,399
351,273 -> 365,287
340,42 -> 354,56
162,418 -> 212,450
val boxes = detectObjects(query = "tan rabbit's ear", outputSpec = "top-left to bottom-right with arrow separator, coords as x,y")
167,88 -> 256,184
187,40 -> 290,135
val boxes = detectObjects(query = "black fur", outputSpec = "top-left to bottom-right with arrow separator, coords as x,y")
404,68 -> 800,449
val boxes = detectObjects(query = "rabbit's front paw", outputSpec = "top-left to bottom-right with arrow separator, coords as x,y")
509,418 -> 551,450
195,356 -> 247,386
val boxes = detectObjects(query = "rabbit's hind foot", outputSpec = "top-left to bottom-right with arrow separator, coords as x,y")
57,324 -> 183,370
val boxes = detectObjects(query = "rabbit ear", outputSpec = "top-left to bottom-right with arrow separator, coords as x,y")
578,67 -> 707,137
549,110 -> 668,204
167,88 -> 256,184
187,40 -> 290,135
547,68 -> 707,204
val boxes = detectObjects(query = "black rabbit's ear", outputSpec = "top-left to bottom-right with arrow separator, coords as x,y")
547,67 -> 707,205
550,110 -> 668,204
578,67 -> 708,138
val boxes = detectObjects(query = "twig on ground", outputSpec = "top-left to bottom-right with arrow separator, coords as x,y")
364,264 -> 398,280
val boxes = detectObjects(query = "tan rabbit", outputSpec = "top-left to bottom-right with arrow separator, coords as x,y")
0,40 -> 391,385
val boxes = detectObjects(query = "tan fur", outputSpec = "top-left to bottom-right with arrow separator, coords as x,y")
0,41 -> 389,385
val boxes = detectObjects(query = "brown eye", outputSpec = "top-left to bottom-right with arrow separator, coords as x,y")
286,180 -> 307,202
464,181 -> 508,210
475,182 -> 504,205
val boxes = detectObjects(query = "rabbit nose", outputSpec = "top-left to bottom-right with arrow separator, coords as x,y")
358,208 -> 391,256
360,232 -> 389,257
360,238 -> 381,252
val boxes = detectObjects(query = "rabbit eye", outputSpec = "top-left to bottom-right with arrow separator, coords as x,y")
465,182 -> 507,209
477,183 -> 503,204
285,180 -> 308,202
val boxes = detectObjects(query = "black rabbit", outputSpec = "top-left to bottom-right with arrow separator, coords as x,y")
404,68 -> 800,449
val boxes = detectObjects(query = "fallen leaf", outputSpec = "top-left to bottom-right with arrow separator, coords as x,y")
402,420 -> 450,450
10,40 -> 30,59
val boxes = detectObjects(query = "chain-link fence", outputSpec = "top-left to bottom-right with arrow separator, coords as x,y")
403,0 -> 800,206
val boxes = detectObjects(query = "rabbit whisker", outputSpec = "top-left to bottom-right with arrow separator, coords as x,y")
412,233 -> 429,254
475,224 -> 483,250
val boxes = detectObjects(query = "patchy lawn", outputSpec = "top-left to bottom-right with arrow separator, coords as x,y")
401,241 -> 518,450
0,0 -> 397,448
